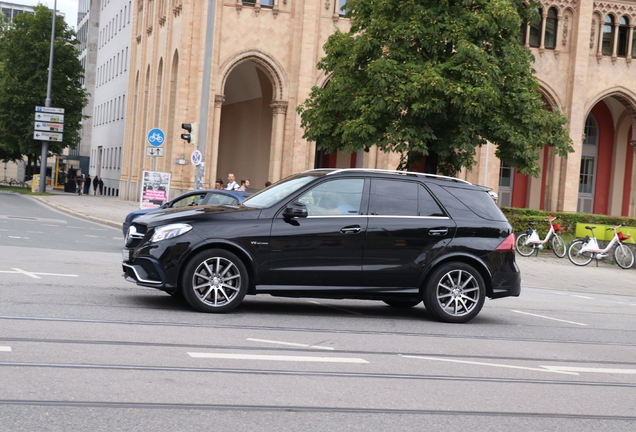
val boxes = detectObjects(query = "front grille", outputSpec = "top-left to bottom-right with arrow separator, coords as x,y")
125,222 -> 152,248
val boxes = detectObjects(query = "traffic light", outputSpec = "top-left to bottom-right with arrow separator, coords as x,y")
181,122 -> 199,144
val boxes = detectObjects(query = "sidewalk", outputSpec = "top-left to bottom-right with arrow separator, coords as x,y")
32,189 -> 139,233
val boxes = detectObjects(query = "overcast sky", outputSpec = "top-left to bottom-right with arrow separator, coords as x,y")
18,0 -> 79,29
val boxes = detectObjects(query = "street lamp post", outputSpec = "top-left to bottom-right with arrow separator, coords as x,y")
39,0 -> 57,193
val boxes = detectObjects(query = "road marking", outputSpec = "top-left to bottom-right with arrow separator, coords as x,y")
0,346 -> 11,352
510,310 -> 587,326
571,295 -> 595,299
41,224 -> 60,227
247,338 -> 334,350
8,236 -> 26,239
307,300 -> 363,315
83,235 -> 104,238
541,365 -> 636,375
0,268 -> 79,279
401,355 -> 578,375
26,231 -> 44,234
188,352 -> 367,363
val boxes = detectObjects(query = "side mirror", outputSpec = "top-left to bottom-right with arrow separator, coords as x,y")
283,202 -> 308,218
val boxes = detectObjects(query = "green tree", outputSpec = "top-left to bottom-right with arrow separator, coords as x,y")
298,0 -> 573,176
0,6 -> 88,166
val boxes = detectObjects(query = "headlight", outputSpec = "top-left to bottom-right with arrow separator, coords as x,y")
150,223 -> 192,242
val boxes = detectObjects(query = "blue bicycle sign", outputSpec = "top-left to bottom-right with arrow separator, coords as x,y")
147,128 -> 165,147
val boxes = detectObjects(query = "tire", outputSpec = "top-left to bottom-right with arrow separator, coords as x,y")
383,299 -> 421,308
181,249 -> 248,313
423,263 -> 485,323
515,233 -> 534,257
567,239 -> 593,266
613,244 -> 635,269
551,235 -> 567,258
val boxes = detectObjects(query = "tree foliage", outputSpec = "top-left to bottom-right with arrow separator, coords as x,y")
298,0 -> 573,176
0,6 -> 88,163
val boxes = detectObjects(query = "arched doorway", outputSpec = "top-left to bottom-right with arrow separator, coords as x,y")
217,61 -> 274,189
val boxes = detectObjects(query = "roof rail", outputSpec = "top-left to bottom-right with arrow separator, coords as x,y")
307,168 -> 471,184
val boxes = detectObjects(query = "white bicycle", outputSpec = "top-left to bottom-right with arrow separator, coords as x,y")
515,217 -> 567,258
567,224 -> 634,269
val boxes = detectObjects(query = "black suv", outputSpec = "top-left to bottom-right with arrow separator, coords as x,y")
122,169 -> 519,323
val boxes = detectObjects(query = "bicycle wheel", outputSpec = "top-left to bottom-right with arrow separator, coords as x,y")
613,244 -> 634,269
551,235 -> 566,258
567,239 -> 593,266
515,233 -> 534,257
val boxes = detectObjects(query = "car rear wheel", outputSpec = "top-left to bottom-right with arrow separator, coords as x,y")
182,249 -> 248,313
423,262 -> 485,323
382,299 -> 421,308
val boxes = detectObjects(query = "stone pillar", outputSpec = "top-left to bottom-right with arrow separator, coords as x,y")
627,25 -> 634,63
539,9 -> 547,53
612,21 -> 619,62
560,2 -> 595,212
208,95 -> 224,186
269,101 -> 288,183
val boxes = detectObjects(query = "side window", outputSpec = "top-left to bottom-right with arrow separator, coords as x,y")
298,179 -> 364,216
171,193 -> 206,208
419,185 -> 445,216
207,194 -> 239,205
369,180 -> 418,216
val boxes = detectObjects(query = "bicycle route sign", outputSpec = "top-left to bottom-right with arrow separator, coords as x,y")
147,128 -> 165,147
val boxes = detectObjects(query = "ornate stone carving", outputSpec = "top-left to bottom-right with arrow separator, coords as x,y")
136,35 -> 141,43
146,26 -> 153,36
562,15 -> 569,46
159,16 -> 166,26
215,95 -> 225,108
325,0 -> 330,10
273,6 -> 279,18
173,5 -> 182,16
236,0 -> 243,14
270,101 -> 288,115
590,19 -> 596,49
255,4 -> 261,16
332,13 -> 339,24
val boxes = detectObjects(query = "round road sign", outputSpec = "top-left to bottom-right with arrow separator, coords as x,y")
147,128 -> 165,147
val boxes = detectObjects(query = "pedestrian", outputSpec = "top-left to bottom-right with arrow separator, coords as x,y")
238,179 -> 250,191
83,174 -> 92,196
98,177 -> 104,195
225,173 -> 241,191
215,179 -> 224,190
93,176 -> 100,195
265,181 -> 272,187
75,175 -> 83,195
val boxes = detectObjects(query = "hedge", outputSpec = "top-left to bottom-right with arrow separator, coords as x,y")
500,207 -> 636,238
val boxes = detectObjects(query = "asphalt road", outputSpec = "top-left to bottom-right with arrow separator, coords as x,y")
1,192 -> 635,431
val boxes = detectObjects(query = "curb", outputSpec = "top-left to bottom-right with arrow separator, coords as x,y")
30,195 -> 123,233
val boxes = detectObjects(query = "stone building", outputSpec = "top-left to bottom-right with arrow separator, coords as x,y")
120,0 -> 636,216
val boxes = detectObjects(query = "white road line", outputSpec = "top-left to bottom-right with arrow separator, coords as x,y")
510,310 -> 587,326
0,268 -> 78,278
8,236 -> 22,239
83,235 -> 104,238
41,224 -> 60,227
0,346 -> 11,352
541,365 -> 636,375
247,338 -> 335,351
401,355 -> 578,375
306,300 -> 363,315
571,295 -> 595,299
188,352 -> 367,363
26,231 -> 44,234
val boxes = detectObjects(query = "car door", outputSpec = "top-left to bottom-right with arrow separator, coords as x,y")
362,179 -> 456,288
268,178 -> 368,287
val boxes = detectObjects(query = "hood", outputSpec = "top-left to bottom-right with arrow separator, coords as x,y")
135,204 -> 261,227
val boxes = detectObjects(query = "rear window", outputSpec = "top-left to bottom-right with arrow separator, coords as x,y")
443,186 -> 507,221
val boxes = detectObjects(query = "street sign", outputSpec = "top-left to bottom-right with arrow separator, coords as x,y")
35,112 -> 65,123
34,131 -> 63,141
191,150 -> 202,166
147,128 -> 165,147
35,106 -> 64,114
146,147 -> 164,157
34,122 -> 64,132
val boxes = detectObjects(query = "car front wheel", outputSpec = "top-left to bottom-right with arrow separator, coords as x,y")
423,263 -> 485,323
182,249 -> 248,313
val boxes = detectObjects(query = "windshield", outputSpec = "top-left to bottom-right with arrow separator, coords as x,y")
241,175 -> 318,208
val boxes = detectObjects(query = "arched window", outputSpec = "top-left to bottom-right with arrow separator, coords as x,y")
617,16 -> 629,57
339,0 -> 350,16
544,7 -> 558,49
602,15 -> 614,55
519,18 -> 527,45
529,8 -> 542,48
632,25 -> 636,58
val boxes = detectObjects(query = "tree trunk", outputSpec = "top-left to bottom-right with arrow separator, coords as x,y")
424,151 -> 438,174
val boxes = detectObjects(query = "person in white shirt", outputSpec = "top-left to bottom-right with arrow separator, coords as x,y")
225,173 -> 241,191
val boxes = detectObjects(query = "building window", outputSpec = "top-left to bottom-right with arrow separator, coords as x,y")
544,7 -> 558,49
602,15 -> 614,55
529,8 -> 542,48
618,16 -> 629,57
261,0 -> 274,6
339,0 -> 349,16
579,157 -> 595,194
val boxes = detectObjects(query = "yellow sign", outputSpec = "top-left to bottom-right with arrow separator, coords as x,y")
31,174 -> 40,192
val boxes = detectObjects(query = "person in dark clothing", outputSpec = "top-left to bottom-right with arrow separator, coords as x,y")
98,177 -> 104,195
83,174 -> 91,195
93,176 -> 100,195
75,175 -> 83,195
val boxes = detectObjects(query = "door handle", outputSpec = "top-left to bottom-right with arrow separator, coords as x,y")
340,226 -> 361,234
428,228 -> 448,236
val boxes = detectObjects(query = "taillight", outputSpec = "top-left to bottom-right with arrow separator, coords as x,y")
495,233 -> 515,252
